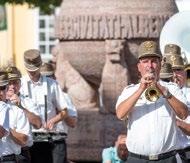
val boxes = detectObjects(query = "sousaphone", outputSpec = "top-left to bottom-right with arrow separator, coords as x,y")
160,11 -> 190,86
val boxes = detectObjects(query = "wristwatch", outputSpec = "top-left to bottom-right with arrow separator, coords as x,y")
163,88 -> 172,99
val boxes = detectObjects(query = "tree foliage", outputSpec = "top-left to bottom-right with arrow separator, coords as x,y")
0,0 -> 62,14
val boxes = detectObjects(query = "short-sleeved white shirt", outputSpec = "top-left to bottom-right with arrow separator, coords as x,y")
20,94 -> 41,117
19,94 -> 40,146
0,101 -> 9,133
20,75 -> 68,133
176,86 -> 190,149
0,103 -> 30,156
56,92 -> 78,133
116,80 -> 187,155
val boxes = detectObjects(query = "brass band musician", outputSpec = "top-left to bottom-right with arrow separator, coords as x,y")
116,41 -> 188,163
164,44 -> 190,162
20,49 -> 71,163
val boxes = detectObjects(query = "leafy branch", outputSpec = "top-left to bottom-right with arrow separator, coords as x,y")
0,0 -> 62,14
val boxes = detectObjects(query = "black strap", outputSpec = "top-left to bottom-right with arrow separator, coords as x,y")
184,146 -> 190,152
33,132 -> 67,137
128,150 -> 176,161
0,154 -> 17,162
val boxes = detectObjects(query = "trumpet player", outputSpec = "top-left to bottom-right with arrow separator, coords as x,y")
164,44 -> 190,162
174,70 -> 190,162
173,69 -> 187,89
116,41 -> 188,163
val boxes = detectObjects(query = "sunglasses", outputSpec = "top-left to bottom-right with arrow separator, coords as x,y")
173,68 -> 184,71
0,86 -> 7,91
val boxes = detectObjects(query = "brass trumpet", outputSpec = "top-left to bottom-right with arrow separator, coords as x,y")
145,86 -> 161,102
144,71 -> 161,102
145,85 -> 161,102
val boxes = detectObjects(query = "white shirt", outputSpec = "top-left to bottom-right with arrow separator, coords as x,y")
20,75 -> 68,133
0,103 -> 30,156
56,92 -> 78,134
20,94 -> 40,146
116,81 -> 187,155
182,87 -> 190,108
0,101 -> 9,134
20,94 -> 41,117
176,86 -> 190,149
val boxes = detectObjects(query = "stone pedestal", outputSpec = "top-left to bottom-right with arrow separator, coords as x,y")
67,108 -> 126,161
54,0 -> 178,161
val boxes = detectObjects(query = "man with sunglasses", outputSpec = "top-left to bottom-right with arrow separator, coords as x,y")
6,66 -> 42,163
0,71 -> 9,139
0,70 -> 30,163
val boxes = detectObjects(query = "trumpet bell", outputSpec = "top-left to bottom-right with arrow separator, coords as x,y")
145,86 -> 161,102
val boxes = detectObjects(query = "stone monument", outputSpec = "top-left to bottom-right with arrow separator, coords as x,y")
54,0 -> 177,161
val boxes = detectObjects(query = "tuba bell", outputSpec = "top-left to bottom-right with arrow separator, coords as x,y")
160,11 -> 190,87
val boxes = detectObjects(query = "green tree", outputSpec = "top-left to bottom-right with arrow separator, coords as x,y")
0,0 -> 62,14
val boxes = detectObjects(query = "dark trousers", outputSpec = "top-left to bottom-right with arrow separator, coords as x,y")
126,155 -> 182,163
30,139 -> 67,163
52,140 -> 67,163
0,154 -> 18,163
20,147 -> 31,163
0,161 -> 17,163
178,148 -> 190,163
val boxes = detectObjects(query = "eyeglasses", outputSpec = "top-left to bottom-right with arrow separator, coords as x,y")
173,68 -> 184,72
161,78 -> 172,83
0,86 -> 6,91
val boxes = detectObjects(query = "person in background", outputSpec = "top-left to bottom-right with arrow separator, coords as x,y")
6,66 -> 42,163
116,41 -> 188,163
40,62 -> 55,78
159,62 -> 173,83
0,71 -> 10,140
102,134 -> 128,163
40,62 -> 78,163
0,71 -> 11,162
0,70 -> 30,163
164,44 -> 190,162
20,49 -> 73,163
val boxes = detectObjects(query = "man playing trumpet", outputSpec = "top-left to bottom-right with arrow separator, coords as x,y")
163,44 -> 190,162
116,41 -> 188,163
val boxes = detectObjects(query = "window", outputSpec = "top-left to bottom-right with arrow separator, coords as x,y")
38,9 -> 59,61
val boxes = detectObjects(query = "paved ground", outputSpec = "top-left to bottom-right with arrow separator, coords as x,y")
70,161 -> 101,163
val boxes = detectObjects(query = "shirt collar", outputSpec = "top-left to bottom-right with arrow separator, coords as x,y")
27,74 -> 43,86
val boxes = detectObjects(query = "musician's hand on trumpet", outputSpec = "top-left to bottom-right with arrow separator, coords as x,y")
140,70 -> 161,102
140,71 -> 157,91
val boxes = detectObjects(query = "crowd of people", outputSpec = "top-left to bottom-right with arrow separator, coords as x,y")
1,40 -> 190,163
0,49 -> 77,163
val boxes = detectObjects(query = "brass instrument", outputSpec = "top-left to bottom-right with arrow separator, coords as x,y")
185,64 -> 190,87
144,71 -> 161,102
145,85 -> 161,102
